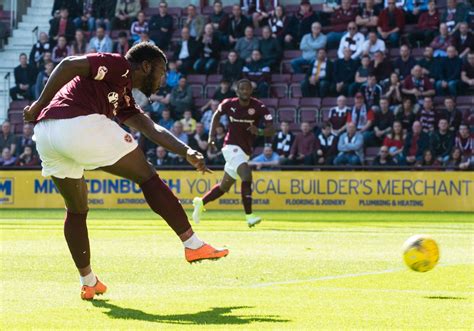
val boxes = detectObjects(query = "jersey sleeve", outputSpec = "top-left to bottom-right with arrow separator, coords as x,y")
87,53 -> 131,85
258,101 -> 273,125
115,89 -> 144,123
217,98 -> 232,115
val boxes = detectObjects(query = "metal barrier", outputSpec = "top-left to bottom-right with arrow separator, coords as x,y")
32,25 -> 38,44
3,71 -> 10,117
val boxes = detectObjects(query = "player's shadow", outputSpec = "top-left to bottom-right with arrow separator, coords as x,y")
91,300 -> 289,325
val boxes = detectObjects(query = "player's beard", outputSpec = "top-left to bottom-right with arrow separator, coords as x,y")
141,70 -> 156,98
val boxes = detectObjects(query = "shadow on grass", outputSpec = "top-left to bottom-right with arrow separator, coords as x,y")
424,296 -> 467,300
91,300 -> 289,325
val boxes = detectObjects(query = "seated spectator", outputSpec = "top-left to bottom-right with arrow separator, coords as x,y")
35,49 -> 52,71
220,50 -> 244,83
383,120 -> 405,161
349,55 -> 370,96
112,0 -> 140,30
0,148 -> 17,167
188,122 -> 208,155
249,145 -> 280,170
327,0 -> 358,49
158,109 -> 174,130
243,50 -> 270,98
332,47 -> 358,96
453,22 -> 473,58
334,122 -> 364,165
130,11 -> 148,42
377,0 -> 405,46
328,95 -> 350,136
395,98 -> 417,132
16,145 -> 39,167
149,76 -> 171,120
367,97 -> 394,146
168,121 -> 188,164
441,0 -> 468,34
301,49 -> 333,98
461,51 -> 474,93
356,0 -> 380,33
430,23 -> 453,57
417,149 -> 441,168
91,0 -> 114,31
337,22 -> 365,60
201,100 -> 229,133
112,31 -> 132,56
212,79 -> 235,102
455,124 -> 473,169
268,5 -> 290,47
73,0 -> 94,32
170,77 -> 193,119
149,1 -> 173,50
235,26 -> 260,63
286,1 -> 319,49
401,0 -> 430,25
372,145 -> 396,166
184,4 -> 206,39
393,45 -> 417,81
435,46 -> 462,96
207,124 -> 226,165
272,121 -> 295,159
287,122 -> 317,165
209,1 -> 228,36
49,7 -> 75,43
71,30 -> 87,55
132,31 -> 156,46
166,61 -> 181,88
174,27 -> 200,75
29,32 -> 51,67
383,72 -> 403,110
291,22 -> 327,74
10,53 -> 37,101
0,121 -> 17,155
370,51 -> 393,86
418,46 -> 438,83
149,146 -> 172,166
16,123 -> 35,156
180,110 -> 197,134
409,0 -> 440,47
444,147 -> 463,169
259,25 -> 282,68
243,0 -> 277,28
51,36 -> 71,64
431,118 -> 454,163
35,62 -> 54,99
401,121 -> 430,165
347,93 -> 374,138
417,96 -> 436,133
362,31 -> 386,59
88,26 -> 113,53
311,121 -> 338,165
402,65 -> 435,106
438,97 -> 463,132
360,74 -> 382,109
194,23 -> 220,74
226,5 -> 251,48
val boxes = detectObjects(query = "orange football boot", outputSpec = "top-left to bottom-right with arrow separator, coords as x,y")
185,243 -> 229,263
80,277 -> 108,300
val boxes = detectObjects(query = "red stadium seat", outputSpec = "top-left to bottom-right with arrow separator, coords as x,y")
291,74 -> 305,83
283,50 -> 301,59
456,95 -> 473,106
260,98 -> 279,108
279,98 -> 300,108
271,74 -> 291,83
300,97 -> 321,108
9,100 -> 29,110
280,60 -> 292,74
8,110 -> 23,124
207,74 -> 222,84
433,96 -> 445,105
194,98 -> 208,109
278,108 -> 297,123
205,84 -> 218,98
167,7 -> 181,17
187,75 -> 206,85
202,6 -> 214,15
321,97 -> 338,108
143,7 -> 159,17
270,83 -> 288,98
189,84 -> 204,98
110,30 -> 130,39
299,108 -> 318,124
290,83 -> 302,98
320,107 -> 331,122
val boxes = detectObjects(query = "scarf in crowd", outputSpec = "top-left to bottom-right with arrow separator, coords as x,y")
350,105 -> 368,129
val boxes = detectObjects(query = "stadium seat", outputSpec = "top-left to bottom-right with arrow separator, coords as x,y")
260,98 -> 278,108
299,108 -> 318,124
205,84 -> 218,98
279,98 -> 300,108
167,7 -> 182,17
321,97 -> 338,108
270,83 -> 288,98
187,75 -> 206,85
456,95 -> 473,106
207,74 -> 222,84
278,108 -> 297,124
433,96 -> 445,105
189,84 -> 204,98
202,6 -> 214,15
220,51 -> 229,60
8,110 -> 22,124
194,98 -> 207,109
389,48 -> 400,58
110,30 -> 129,39
271,74 -> 291,83
9,100 -> 29,110
283,50 -> 302,60
280,60 -> 292,74
143,7 -> 159,17
300,98 -> 321,108
291,74 -> 306,83
320,107 -> 331,122
290,84 -> 302,98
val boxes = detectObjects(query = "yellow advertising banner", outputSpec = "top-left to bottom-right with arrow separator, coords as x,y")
0,170 -> 473,212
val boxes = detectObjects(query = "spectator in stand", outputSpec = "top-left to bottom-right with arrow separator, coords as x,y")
212,79 -> 235,102
287,122 -> 317,165
395,98 -> 417,132
37,51 -> 53,73
130,11 -> 148,43
0,148 -> 17,167
149,76 -> 171,121
370,51 -> 393,86
291,22 -> 326,74
113,0 -> 140,30
334,122 -> 364,165
393,45 -> 417,82
133,31 -> 156,46
401,120 -> 430,165
10,53 -> 37,101
188,122 -> 208,156
461,51 -> 474,92
301,49 -> 332,97
272,121 -> 295,159
235,26 -> 260,63
455,124 -> 473,169
383,72 -> 403,110
431,118 -> 454,163
158,108 -> 174,130
51,36 -> 71,64
383,120 -> 405,161
438,97 -> 463,132
286,0 -> 319,49
226,5 -> 251,48
173,27 -> 200,75
91,0 -> 114,31
210,1 -> 228,37
431,23 -> 454,57
259,25 -> 282,68
71,30 -> 87,55
29,32 -> 51,67
242,0 -> 277,29
360,73 -> 382,109
435,45 -> 462,96
35,62 -> 54,99
418,46 -> 438,83
170,77 -> 193,119
220,50 -> 244,83
243,50 -> 271,98
349,55 -> 370,96
401,0 -> 430,25
184,5 -> 206,39
441,0 -> 468,34
328,95 -> 350,136
372,145 -> 396,166
337,22 -> 365,60
180,110 -> 197,134
88,26 -> 113,53
348,93 -> 374,139
166,61 -> 181,88
402,65 -> 435,106
249,145 -> 280,170
168,121 -> 189,165
417,149 -> 441,168
51,0 -> 79,18
0,121 -> 16,155
112,31 -> 132,56
361,31 -> 386,60
332,47 -> 358,96
445,147 -> 463,169
268,5 -> 290,47
453,22 -> 473,58
367,97 -> 394,146
207,123 -> 226,165
356,0 -> 380,33
409,0 -> 440,47
327,0 -> 358,49
49,7 -> 76,44
149,146 -> 172,166
149,1 -> 173,50
73,0 -> 94,32
417,96 -> 436,133
16,145 -> 39,167
16,123 -> 35,156
201,100 -> 229,134
377,0 -> 405,47
311,121 -> 338,165
194,23 -> 220,74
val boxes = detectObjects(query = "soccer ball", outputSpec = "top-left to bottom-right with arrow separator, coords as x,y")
402,235 -> 440,272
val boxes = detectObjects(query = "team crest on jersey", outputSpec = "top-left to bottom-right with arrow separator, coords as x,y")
248,108 -> 255,115
94,66 -> 108,80
124,134 -> 133,143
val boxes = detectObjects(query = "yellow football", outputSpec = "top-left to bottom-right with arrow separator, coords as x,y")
402,235 -> 440,272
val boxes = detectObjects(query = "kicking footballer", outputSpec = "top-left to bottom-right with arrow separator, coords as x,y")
192,79 -> 275,227
23,43 -> 228,300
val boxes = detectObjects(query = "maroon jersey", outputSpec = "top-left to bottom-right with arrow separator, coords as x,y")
37,53 -> 142,123
218,97 -> 273,155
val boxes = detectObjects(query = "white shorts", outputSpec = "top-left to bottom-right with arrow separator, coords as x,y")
222,144 -> 249,179
34,114 -> 138,179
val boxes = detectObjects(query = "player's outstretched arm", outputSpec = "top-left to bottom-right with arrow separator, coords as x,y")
207,109 -> 222,146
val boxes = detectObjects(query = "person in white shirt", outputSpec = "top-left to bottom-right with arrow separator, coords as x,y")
337,22 -> 365,60
362,31 -> 386,59
87,26 -> 113,53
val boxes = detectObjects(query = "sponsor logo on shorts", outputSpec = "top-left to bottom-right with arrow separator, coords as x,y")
124,134 -> 133,143
248,108 -> 255,115
94,66 -> 108,80
0,178 -> 14,204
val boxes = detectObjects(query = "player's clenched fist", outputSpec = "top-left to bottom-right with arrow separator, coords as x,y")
186,148 -> 212,174
23,101 -> 42,123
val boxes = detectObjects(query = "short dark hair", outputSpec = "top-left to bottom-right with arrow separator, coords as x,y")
125,43 -> 167,66
236,78 -> 252,89
321,121 -> 332,129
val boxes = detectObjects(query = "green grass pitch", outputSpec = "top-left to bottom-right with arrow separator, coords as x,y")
1,209 -> 473,330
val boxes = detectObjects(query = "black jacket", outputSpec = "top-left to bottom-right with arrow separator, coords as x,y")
48,18 -> 76,42
226,15 -> 251,39
149,14 -> 173,46
173,38 -> 201,62
14,64 -> 37,86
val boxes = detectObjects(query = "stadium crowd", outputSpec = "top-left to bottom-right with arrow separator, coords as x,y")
1,0 -> 473,170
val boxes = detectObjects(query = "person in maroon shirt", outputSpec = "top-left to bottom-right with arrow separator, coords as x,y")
23,43 -> 228,300
288,121 -> 317,164
409,0 -> 440,47
192,79 -> 274,227
327,0 -> 358,48
377,0 -> 405,47
455,124 -> 473,170
401,65 -> 435,106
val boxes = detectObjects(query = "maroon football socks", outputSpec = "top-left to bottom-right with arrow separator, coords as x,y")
64,211 -> 90,269
241,181 -> 252,214
202,184 -> 225,205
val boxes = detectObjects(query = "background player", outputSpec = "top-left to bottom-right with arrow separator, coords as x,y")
192,79 -> 275,227
23,43 -> 228,300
